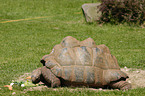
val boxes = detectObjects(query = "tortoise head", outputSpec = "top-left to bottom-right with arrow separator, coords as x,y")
40,55 -> 50,66
40,59 -> 45,66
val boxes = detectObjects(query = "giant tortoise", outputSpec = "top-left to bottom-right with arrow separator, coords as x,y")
31,36 -> 131,90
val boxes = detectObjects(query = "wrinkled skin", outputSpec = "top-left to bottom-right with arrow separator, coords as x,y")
31,67 -> 60,87
31,36 -> 131,90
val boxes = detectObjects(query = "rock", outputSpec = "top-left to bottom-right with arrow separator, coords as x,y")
124,66 -> 130,71
136,71 -> 140,73
12,92 -> 16,95
99,88 -> 103,91
82,3 -> 101,23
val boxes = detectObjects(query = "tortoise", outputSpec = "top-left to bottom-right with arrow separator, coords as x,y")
31,36 -> 131,90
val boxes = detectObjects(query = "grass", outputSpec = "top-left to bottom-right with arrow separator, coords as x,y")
21,88 -> 145,96
0,0 -> 145,95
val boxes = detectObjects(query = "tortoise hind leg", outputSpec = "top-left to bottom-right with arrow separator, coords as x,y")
41,66 -> 61,87
109,80 -> 131,90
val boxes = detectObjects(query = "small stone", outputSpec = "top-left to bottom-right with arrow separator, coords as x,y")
124,66 -> 127,69
12,92 -> 16,95
99,88 -> 102,91
128,80 -> 131,83
10,83 -> 14,86
124,66 -> 129,71
53,89 -> 57,91
115,89 -> 119,91
21,84 -> 25,87
136,71 -> 140,73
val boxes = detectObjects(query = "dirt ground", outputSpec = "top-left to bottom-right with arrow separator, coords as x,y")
18,67 -> 145,92
121,67 -> 145,89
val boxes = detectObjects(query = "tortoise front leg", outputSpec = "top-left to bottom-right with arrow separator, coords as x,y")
31,67 -> 42,84
109,80 -> 132,90
41,66 -> 61,87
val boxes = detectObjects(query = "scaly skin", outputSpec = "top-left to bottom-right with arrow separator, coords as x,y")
109,80 -> 132,90
31,67 -> 42,84
41,66 -> 61,87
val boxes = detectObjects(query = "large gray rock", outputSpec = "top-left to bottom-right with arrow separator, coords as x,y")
82,3 -> 101,23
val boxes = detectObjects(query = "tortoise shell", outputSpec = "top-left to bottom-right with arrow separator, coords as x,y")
41,36 -> 128,85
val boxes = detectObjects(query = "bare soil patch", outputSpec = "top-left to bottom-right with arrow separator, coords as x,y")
121,67 -> 145,89
18,67 -> 145,92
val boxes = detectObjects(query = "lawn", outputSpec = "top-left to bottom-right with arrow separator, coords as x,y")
0,0 -> 145,95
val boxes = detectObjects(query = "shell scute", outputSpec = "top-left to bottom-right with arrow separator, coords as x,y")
74,66 -> 84,82
55,47 -> 74,66
85,66 -> 95,84
75,47 -> 92,66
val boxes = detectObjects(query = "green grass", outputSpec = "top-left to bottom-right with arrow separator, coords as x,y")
22,88 -> 145,96
0,0 -> 145,95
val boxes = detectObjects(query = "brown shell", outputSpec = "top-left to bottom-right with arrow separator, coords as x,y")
41,36 -> 128,85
